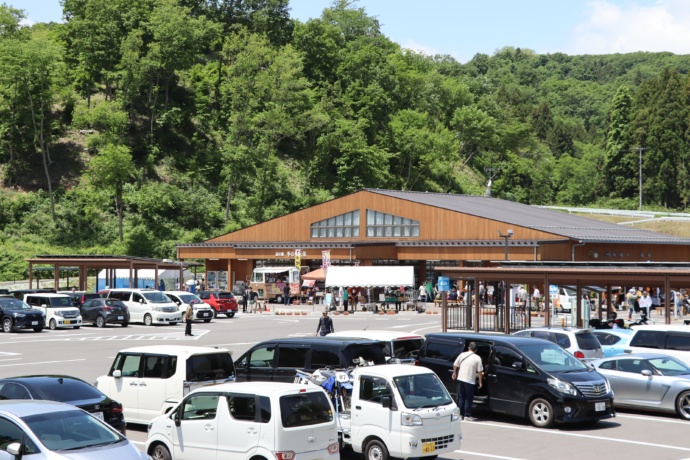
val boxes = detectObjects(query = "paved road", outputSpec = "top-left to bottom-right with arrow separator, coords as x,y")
1,307 -> 688,459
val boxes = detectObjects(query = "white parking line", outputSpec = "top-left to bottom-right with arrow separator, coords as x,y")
476,421 -> 690,451
615,413 -> 689,425
0,359 -> 86,367
455,450 -> 527,460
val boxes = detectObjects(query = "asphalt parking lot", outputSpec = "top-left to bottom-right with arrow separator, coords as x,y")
1,306 -> 688,459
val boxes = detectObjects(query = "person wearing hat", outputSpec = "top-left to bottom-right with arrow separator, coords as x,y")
626,288 -> 638,320
315,310 -> 334,336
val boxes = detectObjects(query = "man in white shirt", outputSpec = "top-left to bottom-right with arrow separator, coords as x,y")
638,290 -> 652,319
452,342 -> 483,421
532,286 -> 541,311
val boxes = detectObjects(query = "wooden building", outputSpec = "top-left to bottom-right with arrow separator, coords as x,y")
177,189 -> 690,289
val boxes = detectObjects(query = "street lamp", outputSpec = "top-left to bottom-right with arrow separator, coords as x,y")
498,229 -> 513,261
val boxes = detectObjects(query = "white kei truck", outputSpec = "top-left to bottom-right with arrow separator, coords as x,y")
300,364 -> 463,460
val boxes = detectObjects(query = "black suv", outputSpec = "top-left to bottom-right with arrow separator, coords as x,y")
416,332 -> 614,428
0,298 -> 46,333
235,337 -> 387,383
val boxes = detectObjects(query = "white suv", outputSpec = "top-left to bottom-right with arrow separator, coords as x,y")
512,326 -> 603,361
23,293 -> 82,330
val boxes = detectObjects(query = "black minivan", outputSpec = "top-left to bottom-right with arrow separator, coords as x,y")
235,337 -> 386,383
417,332 -> 615,427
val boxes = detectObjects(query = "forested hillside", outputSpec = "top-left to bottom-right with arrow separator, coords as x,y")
1,0 -> 690,280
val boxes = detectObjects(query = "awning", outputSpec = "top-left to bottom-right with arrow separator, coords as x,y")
302,280 -> 316,287
302,268 -> 326,281
253,267 -> 293,274
325,266 -> 414,288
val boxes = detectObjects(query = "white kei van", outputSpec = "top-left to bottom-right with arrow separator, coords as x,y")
95,345 -> 236,424
624,325 -> 690,365
106,288 -> 181,325
23,293 -> 82,330
146,382 -> 340,460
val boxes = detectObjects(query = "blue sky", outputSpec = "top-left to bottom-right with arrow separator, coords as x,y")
16,0 -> 690,62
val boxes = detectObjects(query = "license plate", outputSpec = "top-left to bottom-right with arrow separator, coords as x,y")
117,316 -> 123,320
64,320 -> 71,325
422,442 -> 435,454
595,402 -> 605,412
31,321 -> 38,325
93,412 -> 104,421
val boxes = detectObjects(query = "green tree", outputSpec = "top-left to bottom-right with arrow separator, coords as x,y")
604,86 -> 635,198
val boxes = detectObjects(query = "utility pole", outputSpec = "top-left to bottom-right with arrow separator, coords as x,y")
633,147 -> 645,211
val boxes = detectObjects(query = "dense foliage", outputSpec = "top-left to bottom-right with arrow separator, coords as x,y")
1,0 -> 690,279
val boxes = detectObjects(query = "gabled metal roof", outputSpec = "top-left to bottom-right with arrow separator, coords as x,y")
366,189 -> 690,245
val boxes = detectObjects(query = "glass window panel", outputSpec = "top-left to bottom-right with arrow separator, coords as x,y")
319,220 -> 326,227
353,210 -> 360,224
328,228 -> 335,237
367,227 -> 374,237
412,226 -> 419,236
336,228 -> 343,237
376,212 -> 384,225
385,226 -> 392,236
393,216 -> 401,225
344,227 -> 351,237
403,226 -> 411,236
402,218 -> 410,225
384,214 -> 393,224
367,210 -> 375,224
393,226 -> 401,236
376,227 -> 383,237
344,213 -> 352,226
353,227 -> 360,237
336,215 -> 343,226
311,228 -> 318,238
328,217 -> 335,226
412,219 -> 419,225
319,228 -> 326,237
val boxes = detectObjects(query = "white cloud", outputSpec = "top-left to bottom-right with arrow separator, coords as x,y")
400,40 -> 464,62
19,18 -> 36,27
567,0 -> 690,55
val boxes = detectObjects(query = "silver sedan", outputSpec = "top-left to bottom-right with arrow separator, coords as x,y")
591,353 -> 690,420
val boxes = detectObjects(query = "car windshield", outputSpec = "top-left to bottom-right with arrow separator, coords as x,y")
142,291 -> 171,303
104,299 -> 125,308
648,356 -> 690,376
520,343 -> 588,373
179,294 -> 201,304
49,298 -> 74,308
23,409 -> 122,450
0,299 -> 33,311
394,373 -> 453,409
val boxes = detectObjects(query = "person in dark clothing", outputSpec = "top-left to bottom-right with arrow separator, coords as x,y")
184,303 -> 193,336
243,287 -> 251,313
315,310 -> 334,336
283,282 -> 291,305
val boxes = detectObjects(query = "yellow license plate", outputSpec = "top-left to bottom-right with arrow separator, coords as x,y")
64,320 -> 71,325
422,442 -> 436,454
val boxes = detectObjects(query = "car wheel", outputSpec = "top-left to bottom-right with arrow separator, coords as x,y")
676,390 -> 690,420
528,398 -> 555,428
49,318 -> 57,330
227,312 -> 235,318
33,327 -> 43,332
121,322 -> 129,327
150,443 -> 172,460
365,439 -> 389,460
203,319 -> 212,323
144,314 -> 153,326
2,317 -> 12,333
96,316 -> 106,328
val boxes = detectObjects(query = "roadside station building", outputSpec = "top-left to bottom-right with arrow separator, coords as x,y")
177,189 -> 690,294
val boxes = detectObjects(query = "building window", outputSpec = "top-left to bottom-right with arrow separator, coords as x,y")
366,210 -> 419,238
310,210 -> 360,239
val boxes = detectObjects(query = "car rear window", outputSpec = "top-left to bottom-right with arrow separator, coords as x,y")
593,332 -> 621,346
36,378 -> 104,402
218,292 -> 235,299
630,330 -> 666,349
575,332 -> 600,350
104,299 -> 126,308
186,353 -> 235,381
280,392 -> 333,428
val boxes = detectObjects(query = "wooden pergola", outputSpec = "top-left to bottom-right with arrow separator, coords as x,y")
436,263 -> 690,332
26,255 -> 197,291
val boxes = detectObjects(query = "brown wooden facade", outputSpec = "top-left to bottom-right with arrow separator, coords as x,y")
177,190 -> 690,287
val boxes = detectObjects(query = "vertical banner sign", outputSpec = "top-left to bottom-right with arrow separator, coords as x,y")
295,249 -> 302,268
322,250 -> 331,275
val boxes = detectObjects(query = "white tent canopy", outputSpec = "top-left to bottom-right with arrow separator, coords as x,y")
325,266 -> 414,288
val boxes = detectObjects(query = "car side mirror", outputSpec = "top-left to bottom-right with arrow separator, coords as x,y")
172,410 -> 181,427
6,442 -> 21,456
511,361 -> 524,370
381,395 -> 392,409
641,369 -> 652,377
113,370 -> 122,379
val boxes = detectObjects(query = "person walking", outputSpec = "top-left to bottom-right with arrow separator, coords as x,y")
315,310 -> 334,336
243,286 -> 251,313
638,289 -> 652,319
626,288 -> 638,320
283,281 -> 290,306
184,302 -> 194,336
532,285 -> 541,311
452,342 -> 483,421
